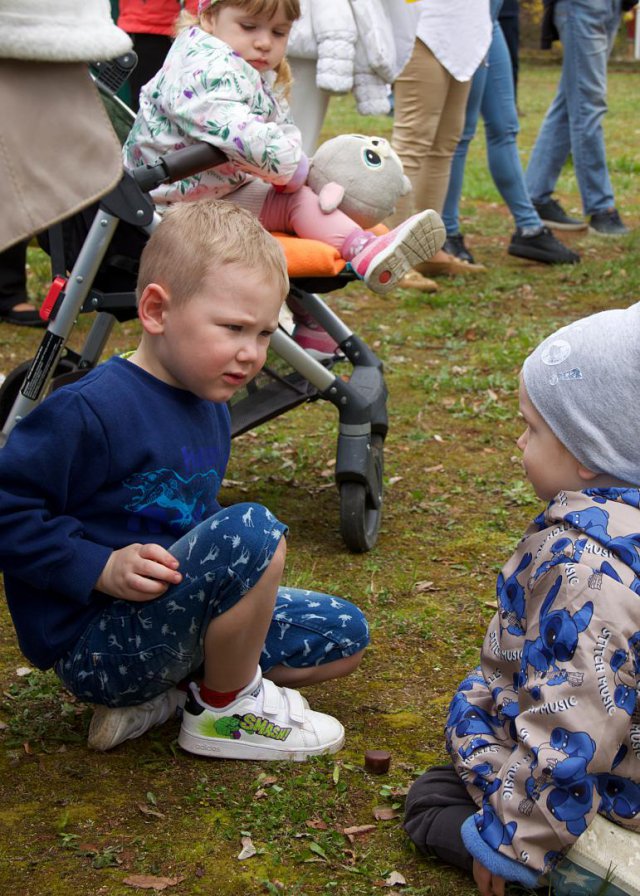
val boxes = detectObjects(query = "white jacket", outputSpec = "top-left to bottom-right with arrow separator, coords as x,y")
287,0 -> 411,116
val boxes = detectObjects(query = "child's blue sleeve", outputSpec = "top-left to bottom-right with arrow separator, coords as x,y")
461,816 -> 541,889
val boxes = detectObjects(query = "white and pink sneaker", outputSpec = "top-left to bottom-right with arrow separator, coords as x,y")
348,210 -> 445,295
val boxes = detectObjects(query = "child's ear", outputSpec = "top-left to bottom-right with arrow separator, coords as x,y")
577,463 -> 599,482
137,283 -> 170,334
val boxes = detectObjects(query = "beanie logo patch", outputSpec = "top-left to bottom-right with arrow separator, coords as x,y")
549,368 -> 583,386
542,339 -> 571,366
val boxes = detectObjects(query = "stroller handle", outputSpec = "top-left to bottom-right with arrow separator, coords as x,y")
132,143 -> 227,194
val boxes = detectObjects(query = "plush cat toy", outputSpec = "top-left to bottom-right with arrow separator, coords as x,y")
307,134 -> 411,229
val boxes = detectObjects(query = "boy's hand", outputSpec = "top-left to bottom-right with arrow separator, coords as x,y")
96,544 -> 182,601
473,860 -> 505,896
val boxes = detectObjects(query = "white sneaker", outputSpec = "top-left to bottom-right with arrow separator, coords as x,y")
178,669 -> 345,761
349,209 -> 445,295
551,813 -> 640,896
88,688 -> 186,751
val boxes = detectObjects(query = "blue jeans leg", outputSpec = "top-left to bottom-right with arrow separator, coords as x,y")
481,19 -> 541,231
262,587 -> 370,671
441,59 -> 487,236
442,11 -> 540,235
525,0 -> 621,214
55,503 -> 288,706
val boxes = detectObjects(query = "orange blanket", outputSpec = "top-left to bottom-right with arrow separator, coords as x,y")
272,225 -> 388,279
271,233 -> 346,277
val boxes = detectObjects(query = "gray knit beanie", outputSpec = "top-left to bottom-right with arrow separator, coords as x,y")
522,302 -> 640,486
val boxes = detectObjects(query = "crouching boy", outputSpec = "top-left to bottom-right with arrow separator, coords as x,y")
0,200 -> 368,758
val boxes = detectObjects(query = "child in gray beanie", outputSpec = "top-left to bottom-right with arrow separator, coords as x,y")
405,303 -> 640,896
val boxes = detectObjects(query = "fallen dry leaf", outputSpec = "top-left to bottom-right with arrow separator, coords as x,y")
373,871 -> 407,887
373,806 -> 399,821
343,824 -> 376,836
237,836 -> 257,860
137,803 -> 165,819
123,874 -> 185,891
342,824 -> 376,842
305,819 -> 328,831
257,775 -> 278,787
414,580 -> 435,593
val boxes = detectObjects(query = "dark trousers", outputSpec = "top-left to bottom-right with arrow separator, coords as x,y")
127,33 -> 172,112
404,764 -> 477,873
0,240 -> 28,313
498,0 -> 520,96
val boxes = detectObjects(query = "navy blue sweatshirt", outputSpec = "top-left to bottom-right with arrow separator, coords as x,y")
0,357 -> 231,669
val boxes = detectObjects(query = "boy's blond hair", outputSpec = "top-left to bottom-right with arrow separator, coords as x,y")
176,0 -> 300,98
136,199 -> 289,305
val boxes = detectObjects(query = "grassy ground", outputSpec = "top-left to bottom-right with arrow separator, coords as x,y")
1,62 -> 639,896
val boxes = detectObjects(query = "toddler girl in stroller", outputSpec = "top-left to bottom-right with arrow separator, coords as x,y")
122,0 -> 445,355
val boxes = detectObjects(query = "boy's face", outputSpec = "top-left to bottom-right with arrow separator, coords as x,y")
202,4 -> 292,72
517,378 -> 587,502
149,262 -> 283,403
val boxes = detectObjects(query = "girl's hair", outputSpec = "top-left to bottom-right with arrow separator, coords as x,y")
137,199 -> 289,306
176,0 -> 300,98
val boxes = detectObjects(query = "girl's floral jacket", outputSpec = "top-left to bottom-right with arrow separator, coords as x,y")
123,26 -> 303,205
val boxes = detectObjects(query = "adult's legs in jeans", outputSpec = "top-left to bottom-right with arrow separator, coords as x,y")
441,61 -> 488,237
481,20 -> 541,231
442,16 -> 540,238
526,0 -> 621,215
404,764 -> 476,873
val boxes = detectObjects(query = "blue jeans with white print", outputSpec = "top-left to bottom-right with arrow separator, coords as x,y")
55,503 -> 369,707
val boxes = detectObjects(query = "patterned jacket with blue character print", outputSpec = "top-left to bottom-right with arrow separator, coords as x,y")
447,487 -> 640,878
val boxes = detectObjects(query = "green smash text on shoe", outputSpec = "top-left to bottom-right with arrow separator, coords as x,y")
198,713 -> 292,742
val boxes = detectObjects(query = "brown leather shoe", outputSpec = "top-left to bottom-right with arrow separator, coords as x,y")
416,250 -> 487,277
396,270 -> 439,292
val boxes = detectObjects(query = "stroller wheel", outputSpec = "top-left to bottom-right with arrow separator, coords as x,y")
339,434 -> 384,552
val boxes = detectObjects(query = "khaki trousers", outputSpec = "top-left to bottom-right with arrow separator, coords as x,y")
388,39 -> 472,225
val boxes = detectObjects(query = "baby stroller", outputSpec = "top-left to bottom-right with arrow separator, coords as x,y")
0,57 -> 387,553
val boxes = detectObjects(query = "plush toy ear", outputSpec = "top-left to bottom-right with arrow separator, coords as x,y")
317,182 -> 345,214
400,174 -> 411,196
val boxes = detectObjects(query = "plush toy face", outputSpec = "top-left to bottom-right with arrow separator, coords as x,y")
307,134 -> 411,229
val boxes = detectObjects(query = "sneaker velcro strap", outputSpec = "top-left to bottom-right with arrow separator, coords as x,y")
282,687 -> 306,724
261,677 -> 287,715
260,679 -> 307,724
